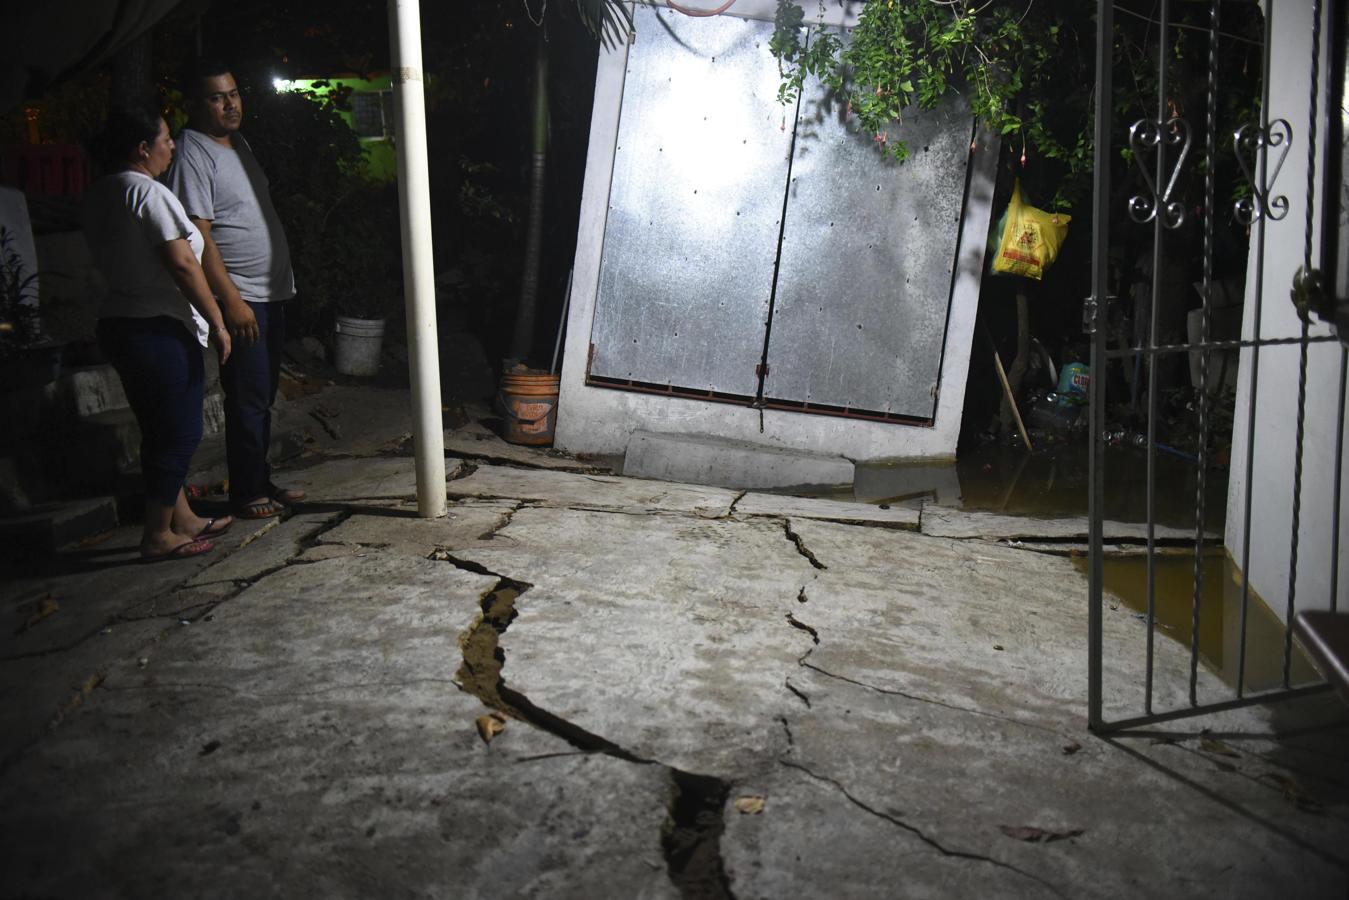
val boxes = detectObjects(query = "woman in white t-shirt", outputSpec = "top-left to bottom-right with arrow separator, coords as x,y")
84,105 -> 234,561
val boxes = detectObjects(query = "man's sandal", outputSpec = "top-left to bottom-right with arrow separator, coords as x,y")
269,482 -> 307,504
236,498 -> 287,519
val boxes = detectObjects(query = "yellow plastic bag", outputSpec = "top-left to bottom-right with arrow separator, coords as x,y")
992,181 -> 1071,280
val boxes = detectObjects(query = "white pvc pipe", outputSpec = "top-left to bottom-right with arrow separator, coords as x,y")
388,0 -> 446,517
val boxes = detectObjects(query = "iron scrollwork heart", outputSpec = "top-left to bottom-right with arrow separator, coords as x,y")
1233,119 -> 1293,224
1127,117 -> 1192,229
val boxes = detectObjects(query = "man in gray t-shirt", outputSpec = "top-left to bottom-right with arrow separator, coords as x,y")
168,60 -> 304,519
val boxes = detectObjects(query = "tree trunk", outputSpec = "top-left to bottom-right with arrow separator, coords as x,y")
509,32 -> 549,364
1000,289 -> 1031,434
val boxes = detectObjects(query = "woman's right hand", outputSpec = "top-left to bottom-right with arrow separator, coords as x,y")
211,323 -> 232,364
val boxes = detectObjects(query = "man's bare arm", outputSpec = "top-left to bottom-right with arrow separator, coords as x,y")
191,216 -> 259,344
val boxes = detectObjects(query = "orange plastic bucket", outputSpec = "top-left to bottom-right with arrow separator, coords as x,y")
499,372 -> 560,445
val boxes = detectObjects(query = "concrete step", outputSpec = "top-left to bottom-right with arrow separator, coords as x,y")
0,364 -> 127,433
0,495 -> 119,558
622,430 -> 854,491
2,355 -> 221,436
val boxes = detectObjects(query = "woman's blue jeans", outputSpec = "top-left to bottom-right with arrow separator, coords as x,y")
97,316 -> 204,507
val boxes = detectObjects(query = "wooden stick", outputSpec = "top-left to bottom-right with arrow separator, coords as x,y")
984,328 -> 1033,452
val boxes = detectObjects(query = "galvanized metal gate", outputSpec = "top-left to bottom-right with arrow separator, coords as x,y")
588,4 -> 973,423
1087,0 -> 1349,730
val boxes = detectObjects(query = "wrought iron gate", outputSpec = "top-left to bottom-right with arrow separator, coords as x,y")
1087,0 -> 1348,730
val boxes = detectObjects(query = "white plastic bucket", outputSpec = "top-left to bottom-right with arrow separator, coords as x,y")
333,315 -> 385,376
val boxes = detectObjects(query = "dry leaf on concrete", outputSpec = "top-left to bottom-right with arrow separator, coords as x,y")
1258,771 -> 1321,811
15,594 -> 59,635
1199,735 -> 1241,758
733,795 -> 766,815
476,712 -> 507,744
999,824 -> 1084,843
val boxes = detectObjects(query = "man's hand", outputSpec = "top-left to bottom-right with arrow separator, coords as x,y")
190,217 -> 255,345
224,297 -> 260,345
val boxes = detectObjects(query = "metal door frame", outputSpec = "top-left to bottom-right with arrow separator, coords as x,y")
1087,0 -> 1344,731
585,8 -> 972,426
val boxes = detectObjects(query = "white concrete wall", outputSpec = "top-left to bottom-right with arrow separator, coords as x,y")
554,1 -> 996,463
1225,1 -> 1349,619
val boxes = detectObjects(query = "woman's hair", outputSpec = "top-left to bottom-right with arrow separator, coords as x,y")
95,103 -> 164,166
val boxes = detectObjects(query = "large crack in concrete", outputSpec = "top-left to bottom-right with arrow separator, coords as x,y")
437,551 -> 736,899
781,519 -> 827,570
779,759 -> 1068,899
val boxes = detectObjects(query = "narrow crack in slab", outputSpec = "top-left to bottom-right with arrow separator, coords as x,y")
727,490 -> 748,516
785,613 -> 820,645
801,661 -> 1066,741
308,409 -> 342,440
443,448 -> 604,475
475,502 -> 522,541
114,599 -> 218,623
0,664 -> 120,775
439,554 -> 736,899
782,519 -> 827,570
778,715 -> 795,747
785,679 -> 811,709
447,461 -> 479,482
2,512 -> 351,662
780,759 -> 1068,899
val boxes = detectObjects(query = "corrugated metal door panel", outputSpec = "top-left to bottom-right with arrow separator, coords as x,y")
589,5 -> 792,395
763,27 -> 973,418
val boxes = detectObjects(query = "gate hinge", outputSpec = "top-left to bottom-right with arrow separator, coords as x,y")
1082,295 -> 1098,335
755,362 -> 769,378
1082,294 -> 1116,336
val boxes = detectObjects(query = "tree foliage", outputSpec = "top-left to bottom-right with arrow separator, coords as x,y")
770,0 -> 1264,214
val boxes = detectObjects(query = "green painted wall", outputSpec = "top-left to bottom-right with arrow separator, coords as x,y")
278,75 -> 396,182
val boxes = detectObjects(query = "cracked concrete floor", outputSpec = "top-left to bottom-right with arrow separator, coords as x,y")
2,434 -> 1348,898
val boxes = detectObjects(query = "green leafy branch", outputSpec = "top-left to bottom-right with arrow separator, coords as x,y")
770,1 -> 1094,208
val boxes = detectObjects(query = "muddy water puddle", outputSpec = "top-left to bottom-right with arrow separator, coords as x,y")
1082,553 -> 1320,692
948,444 -> 1228,529
855,444 -> 1317,691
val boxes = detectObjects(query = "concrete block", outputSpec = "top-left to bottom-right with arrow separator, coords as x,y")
49,365 -> 128,420
623,430 -> 854,491
853,457 -> 961,504
0,496 -> 118,556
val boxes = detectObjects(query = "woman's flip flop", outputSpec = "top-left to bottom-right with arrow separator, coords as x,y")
140,539 -> 215,562
195,516 -> 234,539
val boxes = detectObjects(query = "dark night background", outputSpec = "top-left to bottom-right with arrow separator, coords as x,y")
139,0 -> 603,371
1,0 -> 1266,449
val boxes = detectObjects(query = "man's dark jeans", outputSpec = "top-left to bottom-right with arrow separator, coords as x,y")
97,316 -> 204,508
223,299 -> 285,508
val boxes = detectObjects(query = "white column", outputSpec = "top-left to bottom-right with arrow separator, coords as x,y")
388,0 -> 446,517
